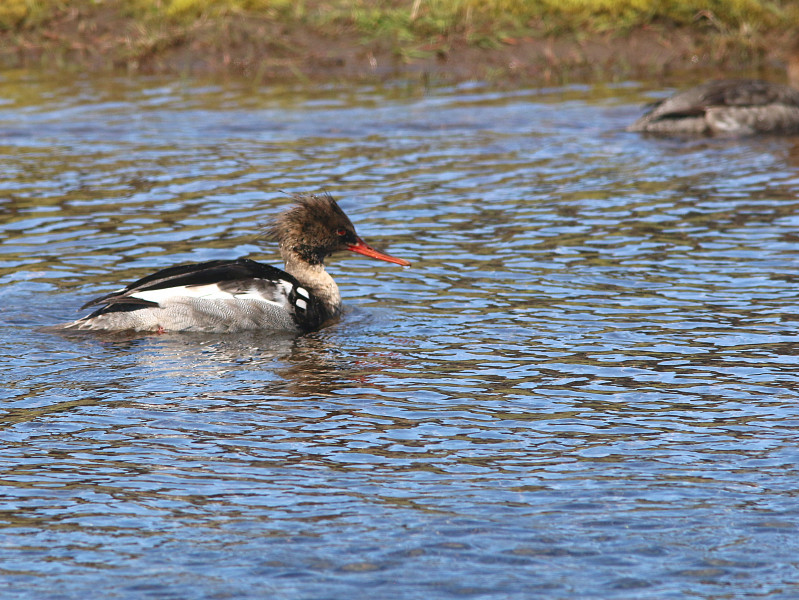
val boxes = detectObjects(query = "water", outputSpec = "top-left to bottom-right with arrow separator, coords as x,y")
2,70 -> 799,599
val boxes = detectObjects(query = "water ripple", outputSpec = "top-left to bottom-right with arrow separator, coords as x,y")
1,72 -> 799,599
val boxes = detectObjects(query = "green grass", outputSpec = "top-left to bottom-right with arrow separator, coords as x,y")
2,0 -> 797,71
4,0 -> 796,35
0,0 -> 60,29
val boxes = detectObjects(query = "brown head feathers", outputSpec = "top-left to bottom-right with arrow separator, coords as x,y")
268,193 -> 359,265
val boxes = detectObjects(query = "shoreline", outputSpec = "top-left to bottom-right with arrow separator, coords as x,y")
1,6 -> 796,86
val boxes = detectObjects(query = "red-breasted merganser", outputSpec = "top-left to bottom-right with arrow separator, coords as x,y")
61,193 -> 410,333
628,43 -> 799,136
627,79 -> 799,136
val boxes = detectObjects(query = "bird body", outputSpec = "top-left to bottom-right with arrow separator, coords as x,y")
61,193 -> 409,333
628,79 -> 799,136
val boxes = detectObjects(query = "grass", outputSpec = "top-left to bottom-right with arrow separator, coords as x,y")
309,0 -> 795,46
1,0 -> 797,80
4,0 -> 796,37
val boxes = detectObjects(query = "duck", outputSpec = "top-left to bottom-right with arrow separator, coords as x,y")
627,79 -> 799,135
628,42 -> 799,136
60,193 -> 410,333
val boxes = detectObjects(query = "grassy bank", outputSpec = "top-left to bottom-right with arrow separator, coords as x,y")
1,0 -> 798,82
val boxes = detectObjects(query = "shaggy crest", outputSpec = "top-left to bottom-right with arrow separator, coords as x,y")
267,193 -> 358,265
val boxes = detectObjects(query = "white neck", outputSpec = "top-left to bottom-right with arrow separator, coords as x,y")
283,253 -> 341,317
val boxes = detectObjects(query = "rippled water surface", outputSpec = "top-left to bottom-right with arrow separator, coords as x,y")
3,70 -> 799,599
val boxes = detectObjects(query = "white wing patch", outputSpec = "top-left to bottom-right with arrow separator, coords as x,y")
296,287 -> 310,299
296,299 -> 307,310
131,281 -> 294,308
131,284 -> 231,304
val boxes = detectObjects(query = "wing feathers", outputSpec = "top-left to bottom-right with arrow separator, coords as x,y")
81,258 -> 292,309
76,258 -> 330,333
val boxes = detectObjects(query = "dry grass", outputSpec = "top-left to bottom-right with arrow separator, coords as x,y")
4,0 -> 796,37
1,0 -> 797,80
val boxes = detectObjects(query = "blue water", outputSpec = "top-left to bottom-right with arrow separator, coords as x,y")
2,71 -> 799,599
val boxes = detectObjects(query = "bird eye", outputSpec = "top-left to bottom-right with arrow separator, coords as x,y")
336,228 -> 347,237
